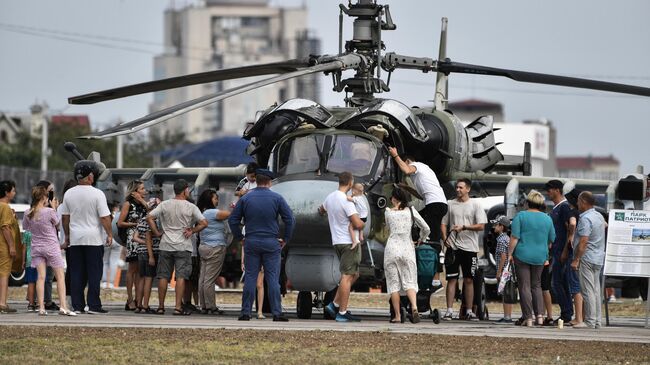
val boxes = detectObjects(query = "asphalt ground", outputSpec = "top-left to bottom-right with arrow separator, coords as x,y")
2,300 -> 648,344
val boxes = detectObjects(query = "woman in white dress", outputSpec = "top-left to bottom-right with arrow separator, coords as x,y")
384,187 -> 430,323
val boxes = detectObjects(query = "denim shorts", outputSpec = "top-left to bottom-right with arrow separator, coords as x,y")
25,267 -> 38,284
566,261 -> 581,295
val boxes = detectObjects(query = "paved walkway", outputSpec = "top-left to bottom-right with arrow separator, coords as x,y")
2,302 -> 649,343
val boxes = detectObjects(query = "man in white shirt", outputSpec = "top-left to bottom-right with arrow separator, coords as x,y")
147,179 -> 207,315
61,163 -> 112,314
389,147 -> 448,291
319,172 -> 365,322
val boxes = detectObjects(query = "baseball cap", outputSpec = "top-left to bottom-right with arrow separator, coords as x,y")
544,179 -> 564,191
74,161 -> 94,181
255,168 -> 275,179
490,215 -> 510,227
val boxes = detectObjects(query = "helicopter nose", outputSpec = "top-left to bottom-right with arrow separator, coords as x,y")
271,179 -> 339,247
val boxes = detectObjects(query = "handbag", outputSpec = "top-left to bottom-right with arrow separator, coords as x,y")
502,263 -> 519,304
409,207 -> 420,242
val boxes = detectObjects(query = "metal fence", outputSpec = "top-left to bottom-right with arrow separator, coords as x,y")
0,165 -> 73,203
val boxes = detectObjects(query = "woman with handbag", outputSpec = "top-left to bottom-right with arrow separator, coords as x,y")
384,187 -> 430,324
117,180 -> 149,311
508,190 -> 556,327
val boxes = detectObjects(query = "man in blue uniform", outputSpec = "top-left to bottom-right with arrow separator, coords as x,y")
229,168 -> 295,322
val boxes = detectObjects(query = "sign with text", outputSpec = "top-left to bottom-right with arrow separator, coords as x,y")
604,209 -> 650,278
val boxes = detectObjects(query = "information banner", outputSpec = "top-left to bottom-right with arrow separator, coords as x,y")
604,209 -> 650,278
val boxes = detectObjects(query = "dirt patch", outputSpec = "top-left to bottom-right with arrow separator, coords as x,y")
0,326 -> 648,365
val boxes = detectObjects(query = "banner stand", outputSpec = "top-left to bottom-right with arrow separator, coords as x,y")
646,280 -> 650,329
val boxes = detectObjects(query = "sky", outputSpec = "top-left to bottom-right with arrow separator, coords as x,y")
1,0 -> 649,174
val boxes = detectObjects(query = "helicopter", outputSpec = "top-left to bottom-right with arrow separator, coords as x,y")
67,0 -> 650,319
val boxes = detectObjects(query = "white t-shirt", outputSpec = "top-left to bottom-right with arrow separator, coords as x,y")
323,190 -> 359,245
352,195 -> 369,219
409,162 -> 446,205
149,199 -> 204,252
60,185 -> 111,246
442,198 -> 487,252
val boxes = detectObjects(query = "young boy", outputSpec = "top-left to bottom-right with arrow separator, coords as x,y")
492,215 -> 513,323
347,183 -> 368,249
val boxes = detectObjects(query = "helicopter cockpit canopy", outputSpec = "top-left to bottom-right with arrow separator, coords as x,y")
273,131 -> 385,181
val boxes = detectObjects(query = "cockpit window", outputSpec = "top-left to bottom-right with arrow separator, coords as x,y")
277,135 -> 324,175
326,135 -> 377,176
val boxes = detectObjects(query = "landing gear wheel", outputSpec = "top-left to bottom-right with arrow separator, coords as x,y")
297,291 -> 313,319
431,308 -> 440,324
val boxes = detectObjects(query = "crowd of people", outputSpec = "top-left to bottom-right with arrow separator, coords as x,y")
0,156 -> 610,328
494,180 -> 608,329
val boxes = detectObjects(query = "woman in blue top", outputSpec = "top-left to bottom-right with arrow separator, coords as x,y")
508,190 -> 555,327
196,189 -> 230,315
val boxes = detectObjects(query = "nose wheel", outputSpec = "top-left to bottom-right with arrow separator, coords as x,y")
296,291 -> 313,319
431,308 -> 440,324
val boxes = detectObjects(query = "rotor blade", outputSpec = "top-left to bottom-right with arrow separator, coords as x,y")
437,61 -> 650,97
79,62 -> 345,139
68,59 -> 311,105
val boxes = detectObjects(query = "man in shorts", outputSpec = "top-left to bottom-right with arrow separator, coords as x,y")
147,179 -> 207,315
320,172 -> 365,322
441,178 -> 487,321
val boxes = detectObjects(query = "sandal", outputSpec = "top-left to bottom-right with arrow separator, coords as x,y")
389,318 -> 400,323
411,309 -> 421,324
155,307 -> 165,315
514,316 -> 525,326
125,301 -> 136,311
134,306 -> 143,314
543,317 -> 554,326
38,310 -> 48,316
173,308 -> 191,316
143,307 -> 156,314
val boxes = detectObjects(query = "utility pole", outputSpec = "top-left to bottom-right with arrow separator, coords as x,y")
116,135 -> 124,168
31,103 -> 49,180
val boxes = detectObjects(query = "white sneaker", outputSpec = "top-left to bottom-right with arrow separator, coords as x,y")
59,309 -> 78,316
442,311 -> 453,321
466,311 -> 479,321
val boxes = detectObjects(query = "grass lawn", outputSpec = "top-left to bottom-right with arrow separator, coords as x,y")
1,326 -> 648,365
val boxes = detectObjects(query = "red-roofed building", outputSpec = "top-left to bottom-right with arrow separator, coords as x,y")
557,155 -> 620,181
51,115 -> 90,130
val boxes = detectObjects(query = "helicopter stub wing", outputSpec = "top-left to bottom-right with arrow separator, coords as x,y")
68,58 -> 312,105
452,170 -> 612,198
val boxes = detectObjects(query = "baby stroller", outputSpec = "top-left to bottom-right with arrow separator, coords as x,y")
388,241 -> 442,324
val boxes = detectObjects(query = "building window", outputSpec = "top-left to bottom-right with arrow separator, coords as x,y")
0,130 -> 7,143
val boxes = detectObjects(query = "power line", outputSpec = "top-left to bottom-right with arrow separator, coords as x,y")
0,23 -> 213,63
0,22 -> 211,52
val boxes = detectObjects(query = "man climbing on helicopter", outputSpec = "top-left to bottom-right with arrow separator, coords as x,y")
388,147 -> 448,291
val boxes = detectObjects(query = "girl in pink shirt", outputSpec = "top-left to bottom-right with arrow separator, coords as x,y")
23,186 -> 75,316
